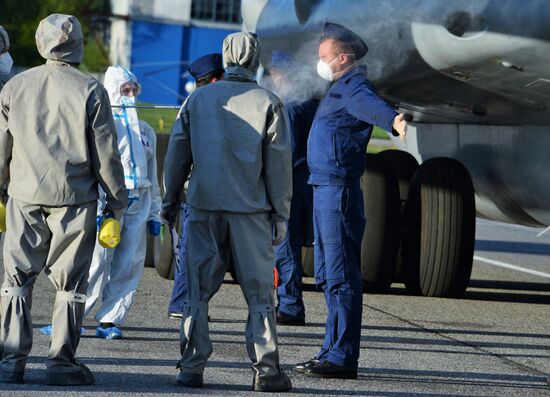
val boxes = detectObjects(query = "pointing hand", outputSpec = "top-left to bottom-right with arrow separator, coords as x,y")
392,113 -> 407,140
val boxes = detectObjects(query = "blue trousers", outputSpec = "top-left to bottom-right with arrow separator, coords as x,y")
168,204 -> 190,314
313,185 -> 365,369
274,166 -> 312,319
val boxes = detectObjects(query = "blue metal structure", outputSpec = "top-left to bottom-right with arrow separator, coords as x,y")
130,21 -> 237,105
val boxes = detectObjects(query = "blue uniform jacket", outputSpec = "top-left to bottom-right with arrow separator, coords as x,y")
285,98 -> 319,169
307,66 -> 398,186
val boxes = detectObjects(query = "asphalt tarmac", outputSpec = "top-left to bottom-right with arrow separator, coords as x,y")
1,218 -> 550,396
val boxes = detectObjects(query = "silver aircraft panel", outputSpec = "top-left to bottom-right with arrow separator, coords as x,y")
251,0 -> 550,227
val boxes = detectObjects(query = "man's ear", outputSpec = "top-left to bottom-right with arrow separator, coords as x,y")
338,53 -> 348,65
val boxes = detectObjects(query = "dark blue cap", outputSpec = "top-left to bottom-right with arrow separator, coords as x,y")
188,53 -> 224,81
271,50 -> 299,73
320,22 -> 368,60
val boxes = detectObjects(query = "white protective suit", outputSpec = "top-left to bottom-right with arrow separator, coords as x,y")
162,32 -> 292,388
0,14 -> 127,385
84,66 -> 162,326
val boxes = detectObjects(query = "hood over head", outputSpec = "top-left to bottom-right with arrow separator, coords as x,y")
222,32 -> 260,79
0,26 -> 10,53
35,14 -> 83,64
104,65 -> 140,107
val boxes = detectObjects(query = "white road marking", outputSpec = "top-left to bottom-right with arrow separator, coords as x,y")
474,255 -> 550,279
537,225 -> 550,238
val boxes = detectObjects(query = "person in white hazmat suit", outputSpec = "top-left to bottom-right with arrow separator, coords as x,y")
0,14 -> 127,385
84,66 -> 162,339
162,32 -> 293,392
0,25 -> 13,91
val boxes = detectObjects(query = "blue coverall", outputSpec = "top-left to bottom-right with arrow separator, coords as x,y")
307,66 -> 398,369
274,98 -> 318,319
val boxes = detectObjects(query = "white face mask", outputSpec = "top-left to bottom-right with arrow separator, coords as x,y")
317,53 -> 356,81
0,52 -> 13,75
121,95 -> 136,106
316,57 -> 338,81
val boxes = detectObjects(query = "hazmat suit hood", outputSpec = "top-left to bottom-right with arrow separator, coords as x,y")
0,25 -> 9,53
222,32 -> 260,80
35,14 -> 83,64
103,65 -> 140,107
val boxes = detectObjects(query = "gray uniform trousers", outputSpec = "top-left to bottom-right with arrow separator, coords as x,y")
179,208 -> 281,378
0,198 -> 96,376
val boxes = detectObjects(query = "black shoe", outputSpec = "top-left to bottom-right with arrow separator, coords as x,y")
253,371 -> 292,392
0,368 -> 24,384
177,371 -> 203,388
46,362 -> 95,386
276,311 -> 305,326
303,360 -> 357,379
293,358 -> 320,374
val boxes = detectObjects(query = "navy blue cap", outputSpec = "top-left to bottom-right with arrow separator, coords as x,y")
271,50 -> 299,73
188,53 -> 224,81
320,22 -> 368,60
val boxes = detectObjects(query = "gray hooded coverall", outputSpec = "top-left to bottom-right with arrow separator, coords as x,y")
0,14 -> 127,383
163,33 -> 292,380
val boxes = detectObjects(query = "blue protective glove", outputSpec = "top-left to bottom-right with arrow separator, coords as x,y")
148,220 -> 161,236
96,215 -> 104,232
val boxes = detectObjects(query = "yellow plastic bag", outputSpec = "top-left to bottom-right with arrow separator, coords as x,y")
0,202 -> 5,232
98,217 -> 121,249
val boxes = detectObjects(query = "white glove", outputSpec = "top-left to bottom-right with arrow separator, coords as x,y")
272,221 -> 287,246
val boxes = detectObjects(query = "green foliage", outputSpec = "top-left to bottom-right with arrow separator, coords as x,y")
372,126 -> 390,140
1,0 -> 109,70
137,104 -> 180,134
80,38 -> 110,73
367,144 -> 396,154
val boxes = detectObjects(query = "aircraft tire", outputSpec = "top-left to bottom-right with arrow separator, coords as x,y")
403,157 -> 475,297
152,133 -> 176,280
144,235 -> 155,267
228,266 -> 238,283
302,247 -> 315,277
360,154 -> 401,293
377,150 -> 419,282
154,217 -> 179,281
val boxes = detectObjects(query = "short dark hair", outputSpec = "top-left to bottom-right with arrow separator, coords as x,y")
196,70 -> 225,87
321,37 -> 356,62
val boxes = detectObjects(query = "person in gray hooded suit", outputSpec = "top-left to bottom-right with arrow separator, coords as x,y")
162,32 -> 292,392
0,14 -> 127,385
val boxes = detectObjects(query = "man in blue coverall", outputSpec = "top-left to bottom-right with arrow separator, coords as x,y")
294,23 -> 407,379
167,54 -> 224,319
270,51 -> 318,326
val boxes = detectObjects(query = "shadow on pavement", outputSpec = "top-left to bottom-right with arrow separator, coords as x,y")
3,366 -> 546,395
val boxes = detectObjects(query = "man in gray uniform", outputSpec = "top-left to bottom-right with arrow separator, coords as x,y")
0,25 -> 12,91
162,32 -> 292,392
0,14 -> 127,385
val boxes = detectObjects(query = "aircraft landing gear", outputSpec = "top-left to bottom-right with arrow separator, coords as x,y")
402,157 -> 476,297
360,153 -> 400,293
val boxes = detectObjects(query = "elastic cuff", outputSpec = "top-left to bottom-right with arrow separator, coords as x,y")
1,286 -> 29,298
249,303 -> 274,314
55,291 -> 87,303
271,214 -> 287,223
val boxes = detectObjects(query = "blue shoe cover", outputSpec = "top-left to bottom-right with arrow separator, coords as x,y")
95,325 -> 122,339
39,324 -> 52,336
39,324 -> 86,336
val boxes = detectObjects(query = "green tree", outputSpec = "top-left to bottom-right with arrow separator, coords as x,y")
1,0 -> 110,71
